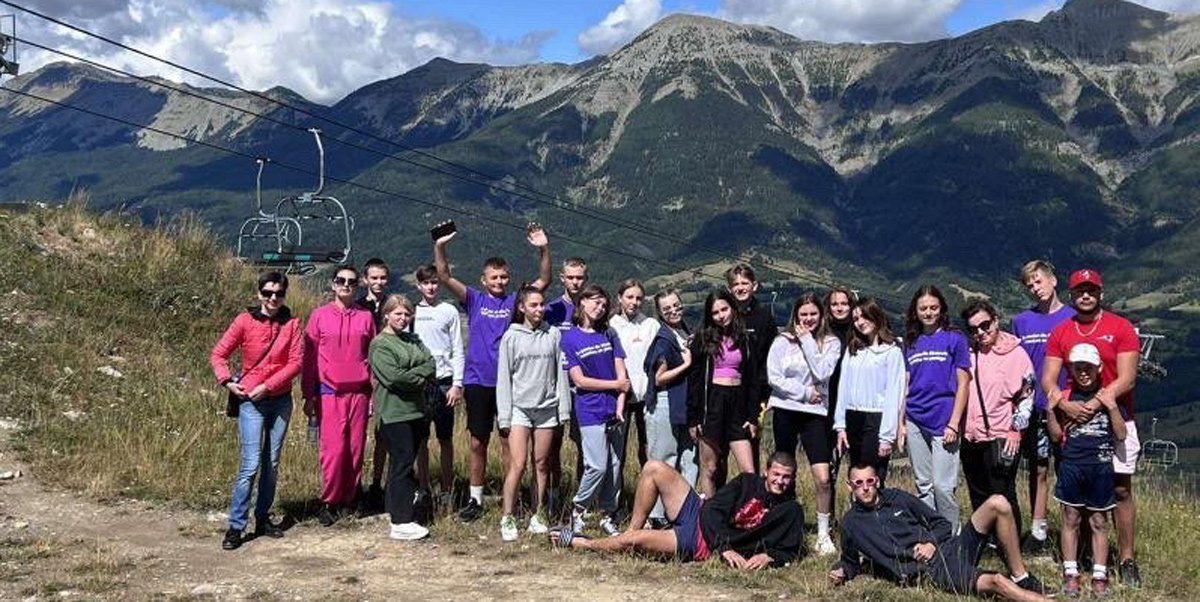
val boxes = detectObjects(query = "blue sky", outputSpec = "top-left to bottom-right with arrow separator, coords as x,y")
13,0 -> 1200,102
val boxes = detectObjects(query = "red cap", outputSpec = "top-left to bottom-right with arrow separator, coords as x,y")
1068,268 -> 1103,289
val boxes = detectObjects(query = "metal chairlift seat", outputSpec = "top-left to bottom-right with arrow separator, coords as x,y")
264,128 -> 352,271
235,158 -> 303,265
1139,417 -> 1179,469
1136,331 -> 1167,381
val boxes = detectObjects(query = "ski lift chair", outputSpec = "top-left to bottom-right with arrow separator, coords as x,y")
1136,331 -> 1167,381
1,18 -> 20,76
1139,417 -> 1179,469
265,128 -> 352,270
236,157 -> 304,266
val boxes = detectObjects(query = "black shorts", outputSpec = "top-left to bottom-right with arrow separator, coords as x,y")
772,408 -> 832,465
701,384 -> 751,445
463,384 -> 497,439
428,381 -> 456,441
926,522 -> 986,594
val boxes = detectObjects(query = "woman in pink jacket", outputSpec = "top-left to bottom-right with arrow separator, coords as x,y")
303,266 -> 377,526
210,271 -> 304,551
960,299 -> 1035,536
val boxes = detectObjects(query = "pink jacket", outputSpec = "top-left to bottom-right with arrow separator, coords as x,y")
964,331 -> 1035,442
302,302 -> 376,397
210,307 -> 304,397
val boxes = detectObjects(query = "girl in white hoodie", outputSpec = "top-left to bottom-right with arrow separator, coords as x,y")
496,286 -> 572,542
766,292 -> 842,555
834,298 -> 906,486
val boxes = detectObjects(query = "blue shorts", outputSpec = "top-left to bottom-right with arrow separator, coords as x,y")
1054,461 -> 1116,511
672,490 -> 708,561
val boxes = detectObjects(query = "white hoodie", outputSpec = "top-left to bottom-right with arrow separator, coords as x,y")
767,332 -> 842,416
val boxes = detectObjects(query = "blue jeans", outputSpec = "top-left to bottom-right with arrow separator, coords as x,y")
228,394 -> 292,531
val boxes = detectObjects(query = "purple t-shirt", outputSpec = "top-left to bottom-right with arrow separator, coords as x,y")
1012,305 -> 1076,410
545,296 -> 575,332
561,327 -> 626,427
463,287 -> 516,387
904,328 -> 971,436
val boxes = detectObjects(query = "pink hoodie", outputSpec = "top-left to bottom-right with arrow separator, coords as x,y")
964,331 -> 1035,442
302,301 -> 376,397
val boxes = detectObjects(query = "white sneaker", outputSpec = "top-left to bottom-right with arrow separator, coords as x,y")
527,512 -> 549,535
599,516 -> 621,537
815,533 -> 837,556
500,514 -> 519,542
572,506 -> 587,532
389,522 -> 429,541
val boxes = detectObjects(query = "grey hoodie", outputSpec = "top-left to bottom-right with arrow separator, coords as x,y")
496,321 -> 572,429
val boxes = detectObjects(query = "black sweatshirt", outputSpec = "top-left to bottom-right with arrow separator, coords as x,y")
834,488 -> 954,583
699,473 -> 804,566
739,296 -> 777,404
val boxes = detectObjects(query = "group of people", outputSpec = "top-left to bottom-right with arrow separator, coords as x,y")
210,224 -> 1146,599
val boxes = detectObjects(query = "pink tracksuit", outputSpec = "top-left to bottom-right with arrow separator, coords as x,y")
303,301 -> 376,506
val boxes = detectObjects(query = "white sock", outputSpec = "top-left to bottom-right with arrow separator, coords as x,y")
1093,564 -> 1107,581
1011,572 -> 1028,583
1032,518 -> 1048,540
817,512 -> 831,536
469,485 -> 484,505
1063,561 -> 1079,577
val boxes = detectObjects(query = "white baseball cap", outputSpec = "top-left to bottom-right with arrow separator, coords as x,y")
1068,343 -> 1101,366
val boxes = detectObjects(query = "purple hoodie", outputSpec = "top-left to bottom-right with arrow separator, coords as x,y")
303,301 -> 376,397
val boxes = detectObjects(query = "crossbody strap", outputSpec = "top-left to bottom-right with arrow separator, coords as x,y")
973,350 -> 992,439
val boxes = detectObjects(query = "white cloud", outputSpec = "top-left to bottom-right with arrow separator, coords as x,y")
13,0 -> 553,103
717,0 -> 962,43
577,0 -> 663,55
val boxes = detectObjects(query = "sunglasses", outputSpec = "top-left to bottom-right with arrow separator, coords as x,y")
970,318 -> 995,333
1070,287 -> 1100,298
849,477 -> 879,489
332,276 -> 359,287
260,288 -> 286,299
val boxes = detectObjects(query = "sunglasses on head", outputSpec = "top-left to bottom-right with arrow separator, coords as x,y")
260,288 -> 286,299
333,276 -> 358,287
849,476 -> 879,489
971,318 -> 995,333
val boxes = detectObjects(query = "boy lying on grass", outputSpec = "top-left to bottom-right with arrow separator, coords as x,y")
551,452 -> 803,570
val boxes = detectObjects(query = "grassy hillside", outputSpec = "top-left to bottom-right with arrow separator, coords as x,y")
1,201 -> 1197,600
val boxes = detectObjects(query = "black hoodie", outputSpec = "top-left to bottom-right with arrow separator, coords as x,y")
834,488 -> 955,583
700,472 -> 804,567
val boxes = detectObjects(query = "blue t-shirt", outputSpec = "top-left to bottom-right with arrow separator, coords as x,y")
1012,305 -> 1076,410
561,326 -> 626,427
904,328 -> 971,436
545,296 -> 575,332
1060,389 -> 1116,465
463,287 -> 516,387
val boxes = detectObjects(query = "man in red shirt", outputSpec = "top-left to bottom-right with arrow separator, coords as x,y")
1041,269 -> 1141,587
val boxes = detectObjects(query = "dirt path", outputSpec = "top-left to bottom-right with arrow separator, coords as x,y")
0,431 -> 759,601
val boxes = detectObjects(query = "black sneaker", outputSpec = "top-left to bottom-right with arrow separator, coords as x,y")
1015,573 -> 1047,595
317,504 -> 338,527
647,517 -> 671,530
457,498 -> 484,523
1021,535 -> 1050,556
221,528 -> 242,551
253,520 -> 285,539
1119,559 -> 1142,588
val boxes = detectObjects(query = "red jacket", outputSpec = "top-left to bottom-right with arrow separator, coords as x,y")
210,306 -> 304,397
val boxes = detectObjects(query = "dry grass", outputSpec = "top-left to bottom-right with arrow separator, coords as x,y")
0,200 -> 1196,600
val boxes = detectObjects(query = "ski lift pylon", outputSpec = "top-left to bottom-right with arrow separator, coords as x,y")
1136,331 -> 1167,381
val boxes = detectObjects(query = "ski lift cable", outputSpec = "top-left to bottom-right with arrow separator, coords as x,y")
0,85 -> 740,283
0,5 -> 880,300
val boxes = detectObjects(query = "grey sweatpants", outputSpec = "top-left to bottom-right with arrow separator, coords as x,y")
573,423 -> 621,513
906,419 -> 962,532
646,391 -> 698,519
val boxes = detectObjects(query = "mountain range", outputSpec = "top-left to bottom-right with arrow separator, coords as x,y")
0,0 -> 1197,344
